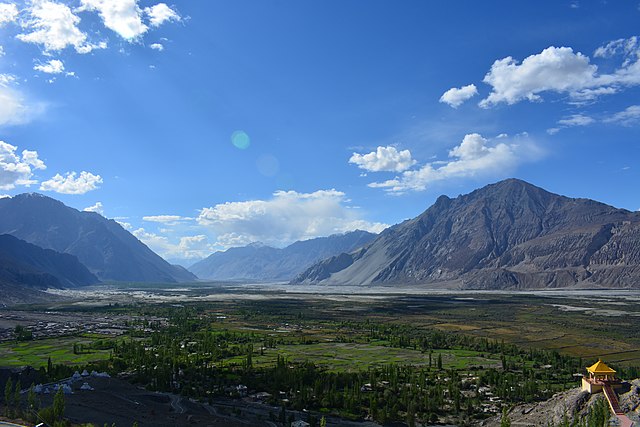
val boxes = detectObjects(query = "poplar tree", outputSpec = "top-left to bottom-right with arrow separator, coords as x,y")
4,377 -> 13,416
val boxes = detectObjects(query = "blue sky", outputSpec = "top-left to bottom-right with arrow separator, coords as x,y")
0,0 -> 638,265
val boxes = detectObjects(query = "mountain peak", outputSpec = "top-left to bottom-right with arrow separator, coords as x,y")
294,179 -> 640,289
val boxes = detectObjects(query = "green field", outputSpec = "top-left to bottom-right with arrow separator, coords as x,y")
224,342 -> 501,372
205,292 -> 640,366
0,335 -> 112,368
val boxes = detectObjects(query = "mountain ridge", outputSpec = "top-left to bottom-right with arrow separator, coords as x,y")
189,230 -> 377,282
293,179 -> 640,289
0,193 -> 196,283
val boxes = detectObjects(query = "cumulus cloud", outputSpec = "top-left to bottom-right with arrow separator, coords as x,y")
439,84 -> 478,108
79,0 -> 147,40
0,141 -> 47,190
349,146 -> 416,172
149,42 -> 163,51
198,189 -> 388,248
40,170 -> 102,194
83,201 -> 104,215
480,47 -> 598,107
368,133 -> 541,194
473,39 -> 640,107
0,2 -> 18,26
604,105 -> 640,126
77,1 -> 180,40
144,3 -> 180,27
133,228 -> 211,260
18,0 -> 103,53
34,59 -> 65,74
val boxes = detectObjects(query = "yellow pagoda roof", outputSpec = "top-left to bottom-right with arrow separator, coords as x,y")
587,359 -> 616,374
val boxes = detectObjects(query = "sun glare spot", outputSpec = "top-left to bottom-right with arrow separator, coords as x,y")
231,130 -> 251,150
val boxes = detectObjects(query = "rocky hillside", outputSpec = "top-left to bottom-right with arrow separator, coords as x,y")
482,380 -> 640,426
293,179 -> 640,289
0,194 -> 196,283
189,230 -> 376,281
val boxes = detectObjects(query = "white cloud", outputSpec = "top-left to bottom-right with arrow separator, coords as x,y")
0,2 -> 18,26
39,171 -> 102,194
439,84 -> 478,108
142,214 -> 191,226
144,3 -> 180,27
368,133 -> 541,194
149,42 -> 163,51
0,141 -> 47,190
569,86 -> 618,103
557,114 -> 595,127
34,59 -> 65,74
594,36 -> 639,60
198,189 -> 388,248
76,1 -> 179,41
115,220 -> 132,230
349,146 -> 416,172
21,149 -> 46,169
480,47 -> 598,107
83,201 -> 104,215
133,228 -> 211,260
604,105 -> 640,126
18,0 -> 101,53
79,0 -> 147,40
474,39 -> 640,107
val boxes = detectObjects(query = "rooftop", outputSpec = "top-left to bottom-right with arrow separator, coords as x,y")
587,359 -> 616,375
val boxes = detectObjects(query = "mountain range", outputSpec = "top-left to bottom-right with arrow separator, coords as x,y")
0,193 -> 195,283
189,230 -> 376,281
293,179 -> 640,289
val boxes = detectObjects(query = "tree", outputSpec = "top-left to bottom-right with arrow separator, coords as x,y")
13,380 -> 21,417
14,325 -> 32,341
27,383 -> 37,409
53,387 -> 65,421
27,383 -> 38,423
4,376 -> 13,416
500,407 -> 511,427
437,353 -> 443,370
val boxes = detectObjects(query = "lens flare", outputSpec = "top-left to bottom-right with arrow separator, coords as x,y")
256,154 -> 280,177
231,130 -> 251,150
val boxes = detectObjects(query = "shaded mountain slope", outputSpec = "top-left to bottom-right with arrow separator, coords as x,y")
293,179 -> 640,289
0,194 -> 196,283
0,233 -> 98,289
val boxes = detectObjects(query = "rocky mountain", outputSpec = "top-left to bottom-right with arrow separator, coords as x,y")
0,194 -> 196,283
293,179 -> 640,289
0,233 -> 98,304
0,233 -> 98,289
189,230 -> 377,281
